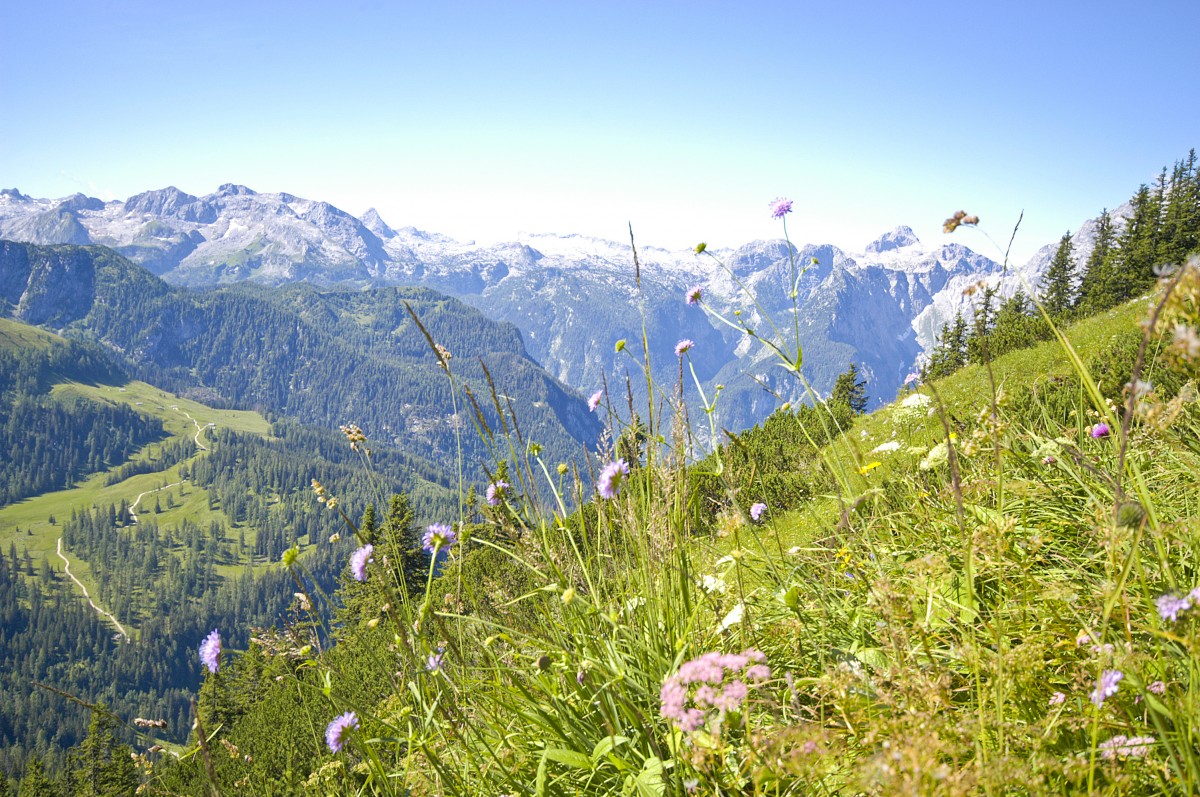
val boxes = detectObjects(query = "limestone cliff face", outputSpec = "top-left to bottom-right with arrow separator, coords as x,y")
0,242 -> 97,327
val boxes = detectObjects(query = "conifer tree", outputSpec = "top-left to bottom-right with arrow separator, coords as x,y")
831,363 -> 868,414
1076,210 -> 1116,312
16,758 -> 55,797
1040,232 -> 1076,316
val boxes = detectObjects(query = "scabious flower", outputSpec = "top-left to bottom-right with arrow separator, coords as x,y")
686,286 -> 702,305
350,544 -> 373,582
660,649 -> 771,732
485,480 -> 509,506
597,459 -> 630,499
769,197 -> 793,219
325,712 -> 359,753
1099,735 -> 1155,760
750,502 -> 767,522
1091,422 -> 1111,438
587,389 -> 603,412
1091,669 -> 1123,707
675,339 -> 694,356
422,523 -> 456,554
1156,592 -> 1192,623
199,629 -> 220,674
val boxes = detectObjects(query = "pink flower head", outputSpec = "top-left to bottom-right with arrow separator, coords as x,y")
749,502 -> 767,522
675,339 -> 694,357
325,711 -> 359,753
1048,691 -> 1066,706
1147,680 -> 1166,695
1091,422 -> 1111,439
350,544 -> 374,582
769,197 -> 793,219
485,481 -> 509,507
199,629 -> 221,674
660,648 -> 770,731
587,389 -> 603,412
904,372 -> 920,386
686,286 -> 702,306
597,458 -> 630,499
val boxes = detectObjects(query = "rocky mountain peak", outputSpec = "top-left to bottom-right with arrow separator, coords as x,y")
216,183 -> 257,197
360,208 -> 396,240
865,225 -> 920,253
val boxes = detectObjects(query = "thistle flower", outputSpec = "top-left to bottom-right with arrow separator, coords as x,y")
749,502 -> 767,522
769,197 -> 793,219
587,389 -> 603,412
485,481 -> 509,506
675,339 -> 694,356
1156,592 -> 1191,623
597,459 -> 630,499
325,712 -> 358,753
422,523 -> 456,554
199,629 -> 221,674
686,286 -> 702,305
1091,422 -> 1111,438
350,544 -> 374,582
1090,669 -> 1123,707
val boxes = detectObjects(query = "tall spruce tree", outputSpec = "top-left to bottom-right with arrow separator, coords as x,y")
1040,232 -> 1076,316
1076,210 -> 1117,312
831,363 -> 868,414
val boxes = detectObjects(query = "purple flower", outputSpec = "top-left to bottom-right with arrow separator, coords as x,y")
350,544 -> 373,582
486,481 -> 509,507
750,502 -> 767,522
597,458 -> 630,499
422,523 -> 456,554
1147,680 -> 1166,695
1090,669 -> 1123,707
199,629 -> 221,674
686,286 -> 702,306
675,339 -> 694,356
1099,735 -> 1154,760
1156,593 -> 1192,623
1091,422 -> 1111,439
1048,691 -> 1066,706
660,648 -> 770,731
325,711 -> 359,753
426,650 -> 444,673
903,372 -> 920,386
1042,455 -> 1057,465
587,389 -> 603,412
769,197 -> 793,219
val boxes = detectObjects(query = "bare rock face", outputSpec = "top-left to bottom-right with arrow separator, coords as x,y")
0,242 -> 96,326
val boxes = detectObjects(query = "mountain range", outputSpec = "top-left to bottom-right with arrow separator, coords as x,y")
0,184 -> 1115,433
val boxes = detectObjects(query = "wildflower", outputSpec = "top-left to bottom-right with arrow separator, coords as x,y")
700,574 -> 728,594
1091,422 -> 1111,438
1042,455 -> 1056,465
325,712 -> 359,753
750,502 -> 767,522
685,285 -> 702,305
1099,735 -> 1155,760
422,523 -> 457,554
1156,592 -> 1191,623
1049,691 -> 1066,706
904,372 -> 920,385
485,480 -> 509,506
587,389 -> 603,412
858,461 -> 881,475
660,648 -> 771,732
1091,669 -> 1123,707
1147,680 -> 1166,695
769,197 -> 793,218
426,650 -> 444,673
597,459 -> 630,499
199,629 -> 220,674
675,339 -> 694,356
350,544 -> 374,582
693,242 -> 707,255
1190,586 -> 1200,604
871,441 -> 901,454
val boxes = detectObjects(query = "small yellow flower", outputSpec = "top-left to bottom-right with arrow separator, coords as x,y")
694,242 -> 707,254
858,461 -> 881,475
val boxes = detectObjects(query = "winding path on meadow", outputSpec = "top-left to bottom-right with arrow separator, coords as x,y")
174,408 -> 210,452
56,537 -> 130,642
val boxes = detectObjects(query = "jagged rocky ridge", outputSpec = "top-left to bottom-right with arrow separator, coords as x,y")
0,185 -> 1096,433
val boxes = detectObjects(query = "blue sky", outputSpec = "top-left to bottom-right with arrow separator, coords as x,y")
2,1 -> 1197,265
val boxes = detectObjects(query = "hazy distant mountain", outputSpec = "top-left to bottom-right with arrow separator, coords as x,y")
2,185 -> 1070,434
